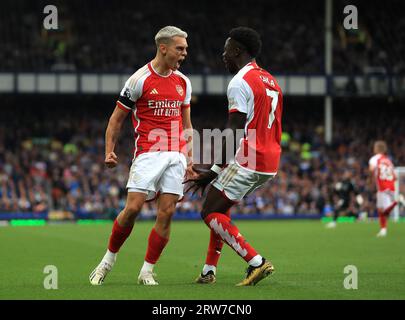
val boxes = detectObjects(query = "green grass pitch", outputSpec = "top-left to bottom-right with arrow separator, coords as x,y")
1,220 -> 405,300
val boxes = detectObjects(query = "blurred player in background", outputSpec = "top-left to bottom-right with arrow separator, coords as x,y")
326,170 -> 364,229
369,141 -> 397,237
186,27 -> 282,286
90,26 -> 194,285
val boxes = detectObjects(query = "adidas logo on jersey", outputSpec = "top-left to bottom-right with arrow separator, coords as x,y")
150,88 -> 159,95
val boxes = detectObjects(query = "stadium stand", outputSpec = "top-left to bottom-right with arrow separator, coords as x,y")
0,0 -> 404,74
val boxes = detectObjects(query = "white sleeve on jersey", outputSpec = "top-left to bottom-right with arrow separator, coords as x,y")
118,65 -> 150,110
119,78 -> 143,110
369,154 -> 379,171
227,78 -> 251,114
183,76 -> 192,106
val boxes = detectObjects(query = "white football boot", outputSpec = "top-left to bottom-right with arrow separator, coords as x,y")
89,261 -> 113,285
138,271 -> 159,285
376,228 -> 387,238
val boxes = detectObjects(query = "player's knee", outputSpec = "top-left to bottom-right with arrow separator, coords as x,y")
157,205 -> 176,220
124,202 -> 142,217
156,208 -> 175,230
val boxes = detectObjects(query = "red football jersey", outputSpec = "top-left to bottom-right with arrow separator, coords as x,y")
369,153 -> 396,191
116,62 -> 192,158
228,62 -> 283,174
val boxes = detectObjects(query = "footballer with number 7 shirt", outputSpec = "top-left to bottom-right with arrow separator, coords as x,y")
90,26 -> 194,286
186,27 -> 283,286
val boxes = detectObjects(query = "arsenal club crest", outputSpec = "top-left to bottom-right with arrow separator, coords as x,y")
176,85 -> 184,96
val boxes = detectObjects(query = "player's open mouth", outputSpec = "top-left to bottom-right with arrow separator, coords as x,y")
176,59 -> 184,68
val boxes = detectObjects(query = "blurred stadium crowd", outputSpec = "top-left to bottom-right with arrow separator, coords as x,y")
1,97 -> 404,218
1,0 -> 404,74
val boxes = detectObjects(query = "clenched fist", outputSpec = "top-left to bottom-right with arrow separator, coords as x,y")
105,152 -> 118,168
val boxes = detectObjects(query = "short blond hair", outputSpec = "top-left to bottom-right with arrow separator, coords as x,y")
374,140 -> 387,154
155,26 -> 187,46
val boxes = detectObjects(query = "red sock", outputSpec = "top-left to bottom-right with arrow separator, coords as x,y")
383,201 -> 397,217
204,212 -> 258,263
108,219 -> 133,253
145,228 -> 169,264
205,210 -> 230,266
378,210 -> 387,229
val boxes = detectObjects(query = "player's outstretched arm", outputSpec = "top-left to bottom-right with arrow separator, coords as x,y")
105,106 -> 128,168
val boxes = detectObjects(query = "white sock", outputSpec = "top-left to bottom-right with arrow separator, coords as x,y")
102,249 -> 116,265
140,261 -> 155,274
248,255 -> 263,267
202,264 -> 216,275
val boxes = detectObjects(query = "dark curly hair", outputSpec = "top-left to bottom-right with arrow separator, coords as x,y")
229,27 -> 262,58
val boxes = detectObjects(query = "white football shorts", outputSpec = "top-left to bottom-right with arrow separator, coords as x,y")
211,163 -> 275,202
126,151 -> 186,201
376,190 -> 395,210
